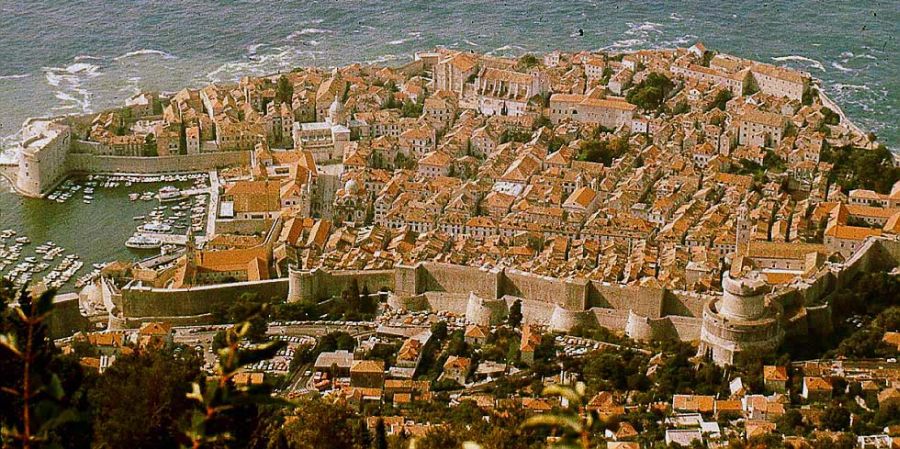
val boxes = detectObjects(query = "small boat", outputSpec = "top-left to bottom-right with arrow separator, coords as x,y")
158,186 -> 183,202
133,215 -> 146,220
126,235 -> 162,250
138,222 -> 172,233
14,237 -> 30,244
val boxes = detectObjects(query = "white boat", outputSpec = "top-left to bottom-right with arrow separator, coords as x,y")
158,186 -> 182,202
129,193 -> 140,201
138,222 -> 172,233
126,235 -> 162,249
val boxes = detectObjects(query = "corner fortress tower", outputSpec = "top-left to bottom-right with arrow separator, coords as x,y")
699,271 -> 784,366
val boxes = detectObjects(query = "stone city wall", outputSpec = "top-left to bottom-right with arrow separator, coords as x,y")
414,262 -> 501,299
503,269 -> 586,310
47,293 -> 92,339
121,313 -> 217,329
121,278 -> 288,318
287,267 -> 395,303
653,315 -> 703,341
664,290 -> 713,318
65,149 -> 249,175
589,281 -> 664,318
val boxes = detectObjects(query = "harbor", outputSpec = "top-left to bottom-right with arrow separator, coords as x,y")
0,171 -> 216,292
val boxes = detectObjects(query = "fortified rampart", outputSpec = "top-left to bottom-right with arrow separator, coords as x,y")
65,150 -> 249,175
117,278 -> 288,323
288,261 -> 701,339
700,237 -> 900,366
43,238 -> 897,344
13,132 -> 250,197
47,293 -> 92,339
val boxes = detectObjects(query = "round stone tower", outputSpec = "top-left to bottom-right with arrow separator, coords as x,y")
699,271 -> 784,366
719,272 -> 768,321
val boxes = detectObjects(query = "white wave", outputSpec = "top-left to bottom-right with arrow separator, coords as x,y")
113,49 -> 176,61
625,21 -> 664,36
490,44 -> 526,55
247,43 -> 265,55
834,83 -> 872,92
661,34 -> 697,48
670,12 -> 683,21
308,40 -> 321,46
830,61 -> 854,73
207,46 -> 324,82
74,54 -> 103,61
840,51 -> 853,58
365,54 -> 402,65
600,38 -> 645,50
771,55 -> 826,72
64,62 -> 101,75
463,39 -> 480,47
388,38 -> 408,45
286,28 -> 331,40
54,91 -> 81,103
856,53 -> 877,60
0,73 -> 30,80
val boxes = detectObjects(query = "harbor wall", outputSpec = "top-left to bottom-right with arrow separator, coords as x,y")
121,278 -> 288,318
65,150 -> 249,175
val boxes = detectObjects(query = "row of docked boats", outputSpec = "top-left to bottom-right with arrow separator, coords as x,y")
0,231 -> 84,289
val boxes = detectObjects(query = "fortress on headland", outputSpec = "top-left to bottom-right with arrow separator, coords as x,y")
286,237 -> 899,366
9,118 -> 249,198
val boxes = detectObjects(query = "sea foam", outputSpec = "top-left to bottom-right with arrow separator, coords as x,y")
771,55 -> 826,72
113,49 -> 176,61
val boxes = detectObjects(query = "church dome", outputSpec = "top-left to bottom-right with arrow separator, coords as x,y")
344,178 -> 361,195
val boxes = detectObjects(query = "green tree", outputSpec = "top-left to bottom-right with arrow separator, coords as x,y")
820,403 -> 850,431
625,72 -> 674,111
276,75 -> 294,105
707,89 -> 733,111
507,300 -> 523,328
278,399 -> 362,449
0,285 -> 88,449
522,382 -> 599,449
374,418 -> 388,449
183,319 -> 290,449
89,349 -> 200,449
672,100 -> 690,115
517,54 -> 539,70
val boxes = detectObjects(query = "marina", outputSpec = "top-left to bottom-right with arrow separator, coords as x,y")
0,172 -> 214,292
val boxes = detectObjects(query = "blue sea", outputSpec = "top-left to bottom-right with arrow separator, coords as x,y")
0,1 -> 897,154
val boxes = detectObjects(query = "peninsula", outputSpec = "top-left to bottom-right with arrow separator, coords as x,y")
1,43 -> 898,449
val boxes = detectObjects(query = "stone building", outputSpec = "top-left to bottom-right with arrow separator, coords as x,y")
698,272 -> 784,366
548,94 -> 636,129
15,120 -> 72,197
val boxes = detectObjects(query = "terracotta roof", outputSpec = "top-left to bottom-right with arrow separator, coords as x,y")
350,359 -> 385,374
824,224 -> 881,241
764,365 -> 789,382
803,376 -> 832,391
465,324 -> 489,339
672,394 -> 715,413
